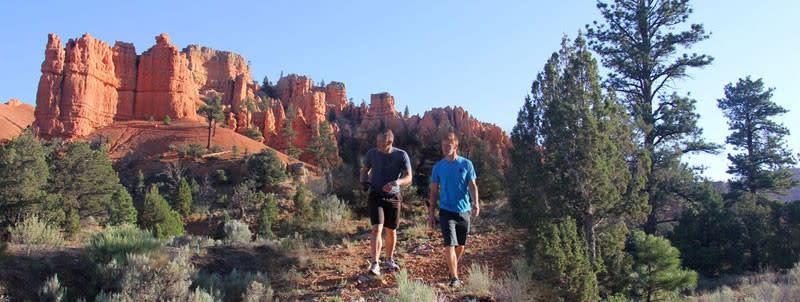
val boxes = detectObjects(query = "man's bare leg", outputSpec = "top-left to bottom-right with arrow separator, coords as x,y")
371,224 -> 383,263
445,246 -> 458,279
385,227 -> 397,261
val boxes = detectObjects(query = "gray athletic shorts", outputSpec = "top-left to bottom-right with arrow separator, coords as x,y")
439,209 -> 471,246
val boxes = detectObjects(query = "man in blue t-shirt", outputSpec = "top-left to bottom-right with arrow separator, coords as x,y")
428,132 -> 480,288
360,129 -> 412,276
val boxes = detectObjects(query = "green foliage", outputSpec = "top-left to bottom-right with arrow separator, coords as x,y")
245,127 -> 263,141
293,185 -> 312,221
312,194 -> 351,225
47,141 -> 140,230
175,178 -> 193,217
108,187 -> 137,226
8,214 -> 65,249
587,0 -> 719,235
194,269 -> 270,302
529,218 -> 597,302
38,274 -> 66,302
465,263 -> 495,296
197,95 -> 225,149
178,143 -> 207,159
87,223 -> 162,265
231,145 -> 240,158
307,121 -> 341,171
139,185 -> 184,239
163,115 -> 172,125
214,169 -> 229,184
223,219 -> 252,245
466,140 -> 505,201
230,180 -> 265,219
242,280 -> 273,302
96,251 -> 198,301
0,129 -> 49,228
626,230 -> 697,301
509,35 -> 642,296
257,194 -> 278,239
245,149 -> 287,187
386,269 -> 438,302
718,76 -> 797,197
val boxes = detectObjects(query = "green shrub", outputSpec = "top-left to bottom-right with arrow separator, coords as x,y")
178,143 -> 206,159
8,214 -> 64,249
38,274 -> 66,302
139,185 -> 185,239
313,194 -> 351,225
387,269 -> 438,302
258,195 -> 279,239
194,269 -> 269,302
245,128 -> 263,141
96,251 -> 201,301
163,115 -> 172,125
293,186 -> 312,221
242,280 -> 273,302
465,263 -> 494,296
87,224 -> 162,265
224,219 -> 252,245
245,149 -> 287,187
214,169 -> 229,184
231,145 -> 240,158
498,259 -> 535,302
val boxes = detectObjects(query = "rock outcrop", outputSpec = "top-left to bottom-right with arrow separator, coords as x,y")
134,33 -> 199,120
35,33 -> 119,138
183,45 -> 256,116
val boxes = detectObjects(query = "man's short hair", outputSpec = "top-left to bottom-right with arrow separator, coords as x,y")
443,132 -> 458,144
378,128 -> 394,139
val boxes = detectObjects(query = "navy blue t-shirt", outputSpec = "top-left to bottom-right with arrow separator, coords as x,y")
364,147 -> 411,195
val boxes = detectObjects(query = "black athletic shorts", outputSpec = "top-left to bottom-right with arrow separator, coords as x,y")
439,208 -> 471,246
368,191 -> 402,229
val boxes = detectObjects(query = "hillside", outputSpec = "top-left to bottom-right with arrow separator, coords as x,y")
0,99 -> 34,141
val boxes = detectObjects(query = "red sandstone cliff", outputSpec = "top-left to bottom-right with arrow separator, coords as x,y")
134,33 -> 199,120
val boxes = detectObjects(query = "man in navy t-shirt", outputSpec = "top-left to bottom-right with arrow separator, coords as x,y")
360,129 -> 412,276
428,132 -> 480,288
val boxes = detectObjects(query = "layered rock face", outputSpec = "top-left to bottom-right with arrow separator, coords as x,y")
35,33 -> 119,138
183,44 -> 256,114
113,42 -> 138,119
134,33 -> 199,120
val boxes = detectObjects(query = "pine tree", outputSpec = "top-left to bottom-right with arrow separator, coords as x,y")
283,105 -> 301,158
587,0 -> 719,234
197,95 -> 224,149
403,105 -> 410,118
626,231 -> 697,302
718,76 -> 797,197
139,185 -> 184,239
0,129 -> 49,227
258,194 -> 279,239
108,187 -> 137,226
48,141 -> 130,229
246,149 -> 287,190
175,178 -> 192,217
530,218 -> 597,301
509,35 -> 644,292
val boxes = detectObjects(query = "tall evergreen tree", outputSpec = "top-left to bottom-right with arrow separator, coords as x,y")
283,104 -> 301,158
587,0 -> 719,234
0,130 -> 49,227
197,95 -> 224,149
717,76 -> 797,197
48,141 -> 130,229
174,178 -> 192,217
509,35 -> 645,295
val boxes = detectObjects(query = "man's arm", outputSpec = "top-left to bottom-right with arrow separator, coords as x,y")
468,179 -> 480,218
397,168 -> 413,186
360,167 -> 371,191
428,182 -> 439,228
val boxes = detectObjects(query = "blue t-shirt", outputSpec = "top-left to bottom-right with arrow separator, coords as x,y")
364,147 -> 411,195
431,156 -> 476,213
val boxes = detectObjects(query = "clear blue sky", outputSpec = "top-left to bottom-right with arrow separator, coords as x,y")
1,0 -> 797,181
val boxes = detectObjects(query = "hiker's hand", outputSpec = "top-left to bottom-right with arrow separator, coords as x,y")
361,182 -> 370,192
428,214 -> 436,229
382,181 -> 396,193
